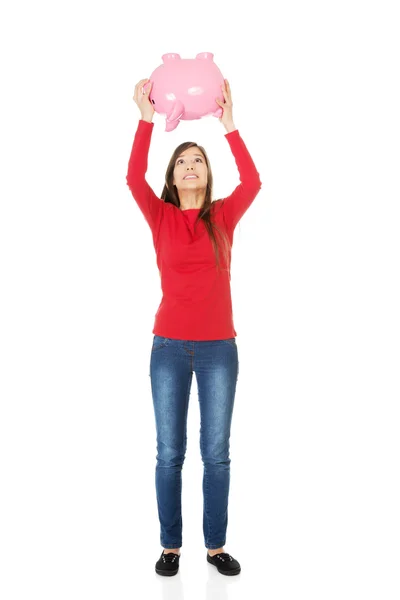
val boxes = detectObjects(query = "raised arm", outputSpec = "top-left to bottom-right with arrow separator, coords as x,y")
126,119 -> 164,232
221,129 -> 262,232
215,80 -> 262,232
126,79 -> 164,232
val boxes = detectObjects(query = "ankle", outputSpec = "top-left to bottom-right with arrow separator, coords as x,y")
208,547 -> 224,556
164,548 -> 180,555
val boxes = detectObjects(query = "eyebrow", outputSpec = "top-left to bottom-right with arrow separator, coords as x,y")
176,153 -> 204,159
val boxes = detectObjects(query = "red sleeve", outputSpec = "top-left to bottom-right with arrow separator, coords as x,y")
221,129 -> 262,232
126,119 -> 164,232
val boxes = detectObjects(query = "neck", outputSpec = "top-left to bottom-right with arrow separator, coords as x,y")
179,189 -> 205,211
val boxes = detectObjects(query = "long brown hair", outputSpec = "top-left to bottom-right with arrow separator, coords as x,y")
160,141 -> 231,271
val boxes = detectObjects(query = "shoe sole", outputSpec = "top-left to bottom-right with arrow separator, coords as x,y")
155,567 -> 179,576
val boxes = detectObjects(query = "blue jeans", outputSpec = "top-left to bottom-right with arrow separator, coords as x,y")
149,335 -> 239,550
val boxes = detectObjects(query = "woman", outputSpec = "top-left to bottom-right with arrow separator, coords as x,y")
126,77 -> 262,576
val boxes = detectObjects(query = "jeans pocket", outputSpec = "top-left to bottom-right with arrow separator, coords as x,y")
152,335 -> 170,351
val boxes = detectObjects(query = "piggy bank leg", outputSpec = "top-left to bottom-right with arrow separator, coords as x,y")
165,119 -> 180,132
212,107 -> 223,118
167,100 -> 184,122
165,100 -> 184,132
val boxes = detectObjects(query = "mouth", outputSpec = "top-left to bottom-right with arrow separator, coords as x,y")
183,175 -> 198,180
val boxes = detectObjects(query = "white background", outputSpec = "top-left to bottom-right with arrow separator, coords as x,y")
1,1 -> 399,598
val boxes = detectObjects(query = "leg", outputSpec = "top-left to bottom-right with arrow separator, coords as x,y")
149,336 -> 193,549
194,339 -> 239,550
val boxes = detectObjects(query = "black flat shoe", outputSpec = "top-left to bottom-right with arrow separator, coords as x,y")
207,552 -> 241,575
155,551 -> 180,576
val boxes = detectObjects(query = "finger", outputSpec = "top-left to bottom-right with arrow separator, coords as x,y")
135,79 -> 148,90
135,87 -> 146,103
135,79 -> 150,93
134,81 -> 144,100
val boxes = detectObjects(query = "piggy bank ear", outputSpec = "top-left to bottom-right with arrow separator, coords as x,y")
196,52 -> 214,61
162,53 -> 181,62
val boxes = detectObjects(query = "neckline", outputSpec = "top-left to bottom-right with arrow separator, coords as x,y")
181,208 -> 201,212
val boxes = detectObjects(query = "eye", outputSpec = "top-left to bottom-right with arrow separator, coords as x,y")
176,157 -> 203,165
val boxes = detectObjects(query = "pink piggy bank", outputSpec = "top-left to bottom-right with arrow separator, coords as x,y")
145,52 -> 225,132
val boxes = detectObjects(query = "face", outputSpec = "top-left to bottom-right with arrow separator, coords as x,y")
172,147 -> 207,190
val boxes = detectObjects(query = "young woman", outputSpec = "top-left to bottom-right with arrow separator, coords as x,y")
126,77 -> 262,576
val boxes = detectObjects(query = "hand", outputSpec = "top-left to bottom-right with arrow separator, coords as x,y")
215,79 -> 235,131
133,78 -> 155,122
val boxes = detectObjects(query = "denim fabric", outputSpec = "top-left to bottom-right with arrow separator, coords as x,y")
149,335 -> 239,549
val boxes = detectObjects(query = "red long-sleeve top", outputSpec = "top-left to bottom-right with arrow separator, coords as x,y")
126,119 -> 262,340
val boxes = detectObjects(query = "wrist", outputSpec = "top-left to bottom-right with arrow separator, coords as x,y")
224,122 -> 237,133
